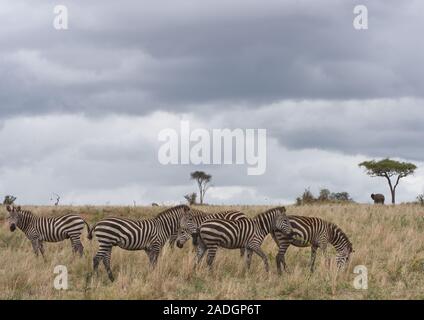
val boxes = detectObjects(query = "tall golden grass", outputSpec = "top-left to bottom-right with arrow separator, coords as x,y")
0,204 -> 423,300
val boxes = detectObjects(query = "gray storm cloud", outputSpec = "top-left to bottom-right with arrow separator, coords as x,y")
1,0 -> 423,118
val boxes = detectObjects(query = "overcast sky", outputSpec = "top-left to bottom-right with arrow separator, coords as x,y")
1,0 -> 423,205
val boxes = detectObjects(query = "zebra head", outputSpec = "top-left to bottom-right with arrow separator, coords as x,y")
176,213 -> 197,248
336,242 -> 354,270
6,205 -> 21,232
274,207 -> 294,238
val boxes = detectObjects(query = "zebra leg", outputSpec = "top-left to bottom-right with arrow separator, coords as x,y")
31,240 -> 39,257
38,240 -> 46,262
276,242 -> 290,275
148,249 -> 160,268
145,249 -> 159,269
192,233 -> 199,247
321,243 -> 330,268
194,243 -> 206,269
144,249 -> 151,261
240,247 -> 245,257
245,248 -> 253,270
103,258 -> 114,282
148,243 -> 162,268
168,233 -> 177,249
70,235 -> 84,257
93,255 -> 101,275
250,246 -> 269,273
102,248 -> 114,282
206,246 -> 218,270
94,244 -> 114,281
197,239 -> 207,262
78,244 -> 84,257
310,246 -> 318,273
71,242 -> 77,255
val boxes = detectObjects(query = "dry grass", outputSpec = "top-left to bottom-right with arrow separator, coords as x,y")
0,204 -> 423,300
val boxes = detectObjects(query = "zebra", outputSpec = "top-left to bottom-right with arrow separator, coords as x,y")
87,204 -> 190,282
152,206 -> 204,249
175,208 -> 247,253
196,207 -> 294,272
5,205 -> 90,259
271,215 -> 354,274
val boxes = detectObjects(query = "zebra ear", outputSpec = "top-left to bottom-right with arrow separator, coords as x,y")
16,206 -> 21,211
279,206 -> 286,213
6,205 -> 12,212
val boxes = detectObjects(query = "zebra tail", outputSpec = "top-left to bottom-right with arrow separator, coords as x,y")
87,222 -> 96,240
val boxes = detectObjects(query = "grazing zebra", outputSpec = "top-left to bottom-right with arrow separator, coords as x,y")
6,205 -> 89,258
271,216 -> 354,274
175,208 -> 247,253
87,204 -> 190,282
197,207 -> 294,272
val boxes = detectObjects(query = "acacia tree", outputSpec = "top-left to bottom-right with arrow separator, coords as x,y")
190,171 -> 212,205
359,158 -> 417,204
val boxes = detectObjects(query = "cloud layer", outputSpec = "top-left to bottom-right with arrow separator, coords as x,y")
0,1 -> 423,204
1,0 -> 424,118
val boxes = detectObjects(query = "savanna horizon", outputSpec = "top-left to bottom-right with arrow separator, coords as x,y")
1,203 -> 423,300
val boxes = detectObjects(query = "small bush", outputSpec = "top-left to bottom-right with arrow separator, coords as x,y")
184,192 -> 197,205
3,195 -> 17,205
296,188 -> 316,205
296,188 -> 354,206
417,194 -> 424,206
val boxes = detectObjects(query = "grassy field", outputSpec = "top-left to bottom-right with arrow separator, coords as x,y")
0,204 -> 423,300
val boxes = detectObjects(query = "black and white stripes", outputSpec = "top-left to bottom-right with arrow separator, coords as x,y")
175,208 -> 247,249
197,207 -> 293,271
88,204 -> 190,281
4,204 -> 354,282
6,205 -> 89,258
272,216 -> 354,274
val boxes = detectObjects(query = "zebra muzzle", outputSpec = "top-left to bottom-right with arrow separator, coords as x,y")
192,233 -> 199,246
176,240 -> 184,248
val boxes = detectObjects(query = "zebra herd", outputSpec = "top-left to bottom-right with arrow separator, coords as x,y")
4,204 -> 353,282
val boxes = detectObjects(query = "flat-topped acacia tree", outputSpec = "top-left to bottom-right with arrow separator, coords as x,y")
359,158 -> 417,204
190,171 -> 212,205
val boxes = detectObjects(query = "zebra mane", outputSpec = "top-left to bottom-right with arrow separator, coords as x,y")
329,222 -> 352,249
8,206 -> 33,216
255,206 -> 285,219
156,204 -> 190,217
187,208 -> 207,216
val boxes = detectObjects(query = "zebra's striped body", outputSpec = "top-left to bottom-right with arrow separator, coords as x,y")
6,206 -> 89,258
166,208 -> 240,248
272,216 -> 353,274
197,207 -> 293,271
88,204 -> 190,281
176,208 -> 247,250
